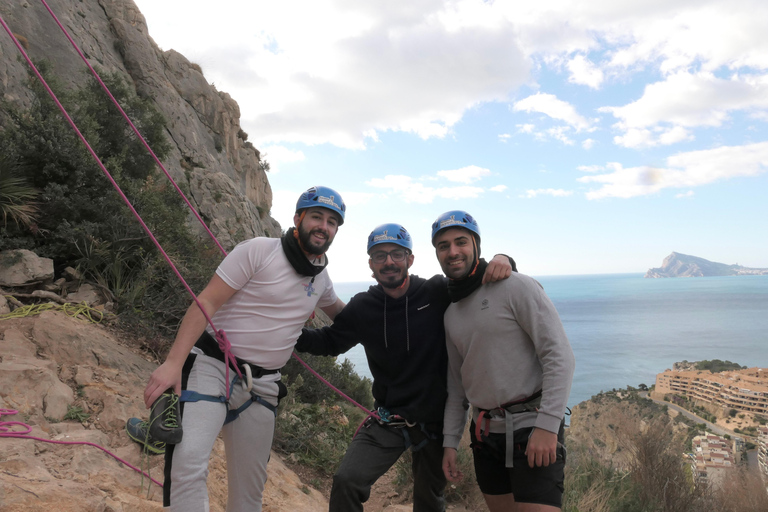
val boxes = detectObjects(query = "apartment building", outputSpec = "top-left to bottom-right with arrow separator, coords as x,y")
759,426 -> 768,481
654,367 -> 768,415
690,434 -> 736,486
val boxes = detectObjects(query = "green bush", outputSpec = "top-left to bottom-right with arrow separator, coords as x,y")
0,62 -> 221,338
274,374 -> 368,475
284,352 -> 374,410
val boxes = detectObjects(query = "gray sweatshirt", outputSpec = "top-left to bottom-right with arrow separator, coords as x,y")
442,272 -> 575,449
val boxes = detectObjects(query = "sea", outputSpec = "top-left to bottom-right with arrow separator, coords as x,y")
330,274 -> 768,409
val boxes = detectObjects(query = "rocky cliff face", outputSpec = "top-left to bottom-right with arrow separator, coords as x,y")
645,252 -> 768,278
0,311 -> 327,511
0,0 -> 281,248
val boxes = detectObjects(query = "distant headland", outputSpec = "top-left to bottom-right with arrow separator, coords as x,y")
645,252 -> 768,278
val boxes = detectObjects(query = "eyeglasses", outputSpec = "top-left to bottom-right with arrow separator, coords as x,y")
370,249 -> 409,264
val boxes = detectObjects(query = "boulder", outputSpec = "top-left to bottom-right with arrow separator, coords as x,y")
66,283 -> 104,305
0,249 -> 54,287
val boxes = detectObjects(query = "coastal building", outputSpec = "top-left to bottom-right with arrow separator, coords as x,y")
654,367 -> 768,416
759,426 -> 768,481
690,434 -> 736,487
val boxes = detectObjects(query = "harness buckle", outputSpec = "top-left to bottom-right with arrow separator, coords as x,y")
241,364 -> 253,392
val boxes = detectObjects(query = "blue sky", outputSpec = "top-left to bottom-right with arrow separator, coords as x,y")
133,0 -> 768,282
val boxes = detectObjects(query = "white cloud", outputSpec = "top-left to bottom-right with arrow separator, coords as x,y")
567,55 -> 604,89
612,126 -> 695,149
675,191 -> 695,198
523,188 -> 574,198
498,133 -> 512,142
546,126 -> 575,145
366,175 -> 484,204
579,141 -> 768,199
602,72 -> 768,147
139,1 -> 532,149
489,185 -> 508,192
582,138 -> 596,150
517,124 -> 535,134
514,93 -> 593,132
134,0 -> 768,150
437,165 -> 491,184
577,165 -> 604,173
258,145 -> 305,173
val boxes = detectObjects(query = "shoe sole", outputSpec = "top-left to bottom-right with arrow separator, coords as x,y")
125,422 -> 166,455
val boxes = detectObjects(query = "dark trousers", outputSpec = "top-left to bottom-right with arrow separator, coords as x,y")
329,421 -> 446,512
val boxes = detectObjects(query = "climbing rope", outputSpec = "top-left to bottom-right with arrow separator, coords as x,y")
24,0 -> 379,419
0,3 -> 382,496
0,301 -> 112,323
0,408 -> 163,488
0,12 -> 243,392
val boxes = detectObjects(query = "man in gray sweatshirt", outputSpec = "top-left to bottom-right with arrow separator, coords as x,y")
431,210 -> 575,512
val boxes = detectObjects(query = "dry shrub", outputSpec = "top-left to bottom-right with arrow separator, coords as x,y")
711,468 -> 768,512
13,33 -> 29,50
622,416 -> 711,512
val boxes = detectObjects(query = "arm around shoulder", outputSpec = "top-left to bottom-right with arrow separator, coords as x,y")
319,297 -> 345,320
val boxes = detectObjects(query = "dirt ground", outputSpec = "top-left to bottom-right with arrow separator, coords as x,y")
283,459 -> 479,511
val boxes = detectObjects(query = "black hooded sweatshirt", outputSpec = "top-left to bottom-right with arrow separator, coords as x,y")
295,274 -> 450,426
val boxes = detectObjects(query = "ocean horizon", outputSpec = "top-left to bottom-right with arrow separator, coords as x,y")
325,273 -> 768,409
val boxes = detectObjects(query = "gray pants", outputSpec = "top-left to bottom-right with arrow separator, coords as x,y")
164,353 -> 280,512
329,421 -> 446,512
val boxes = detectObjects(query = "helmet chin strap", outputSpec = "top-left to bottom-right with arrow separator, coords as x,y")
455,236 -> 480,281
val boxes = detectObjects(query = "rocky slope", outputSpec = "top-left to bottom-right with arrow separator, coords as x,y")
645,252 -> 768,278
0,0 -> 280,247
0,310 -> 328,511
566,389 -> 690,469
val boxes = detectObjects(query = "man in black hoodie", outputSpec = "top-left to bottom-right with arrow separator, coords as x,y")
295,223 -> 513,512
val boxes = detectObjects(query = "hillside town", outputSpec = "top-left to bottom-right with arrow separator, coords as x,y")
654,364 -> 768,487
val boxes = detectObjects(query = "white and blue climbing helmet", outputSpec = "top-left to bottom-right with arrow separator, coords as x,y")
430,210 -> 480,246
367,223 -> 413,254
295,186 -> 346,225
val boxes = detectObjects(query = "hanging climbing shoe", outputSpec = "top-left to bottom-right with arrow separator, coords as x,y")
125,417 -> 166,455
148,390 -> 183,445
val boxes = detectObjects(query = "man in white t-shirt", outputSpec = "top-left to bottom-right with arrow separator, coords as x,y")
139,186 -> 347,512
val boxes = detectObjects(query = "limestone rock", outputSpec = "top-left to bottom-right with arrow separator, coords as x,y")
0,0 -> 282,248
0,249 -> 55,287
0,327 -> 37,359
0,294 -> 9,315
0,311 -> 329,511
646,251 -> 768,278
66,283 -> 104,305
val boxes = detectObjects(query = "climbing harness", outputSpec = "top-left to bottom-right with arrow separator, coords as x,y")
365,406 -> 438,452
474,390 -> 543,468
178,331 -> 285,424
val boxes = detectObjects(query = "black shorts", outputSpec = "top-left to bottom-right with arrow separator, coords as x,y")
469,420 -> 566,507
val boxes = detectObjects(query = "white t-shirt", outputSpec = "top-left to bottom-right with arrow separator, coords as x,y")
205,237 -> 337,368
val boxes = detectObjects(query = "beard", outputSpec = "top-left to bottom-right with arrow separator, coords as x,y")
374,264 -> 408,289
298,225 -> 332,255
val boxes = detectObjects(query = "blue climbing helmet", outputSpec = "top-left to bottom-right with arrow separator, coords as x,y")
366,223 -> 413,254
295,186 -> 346,225
430,210 -> 480,246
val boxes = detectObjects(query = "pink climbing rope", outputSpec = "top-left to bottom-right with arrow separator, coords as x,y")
2,2 -> 379,460
34,0 -> 377,418
0,15 -> 242,391
0,408 -> 163,488
38,0 -> 227,258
